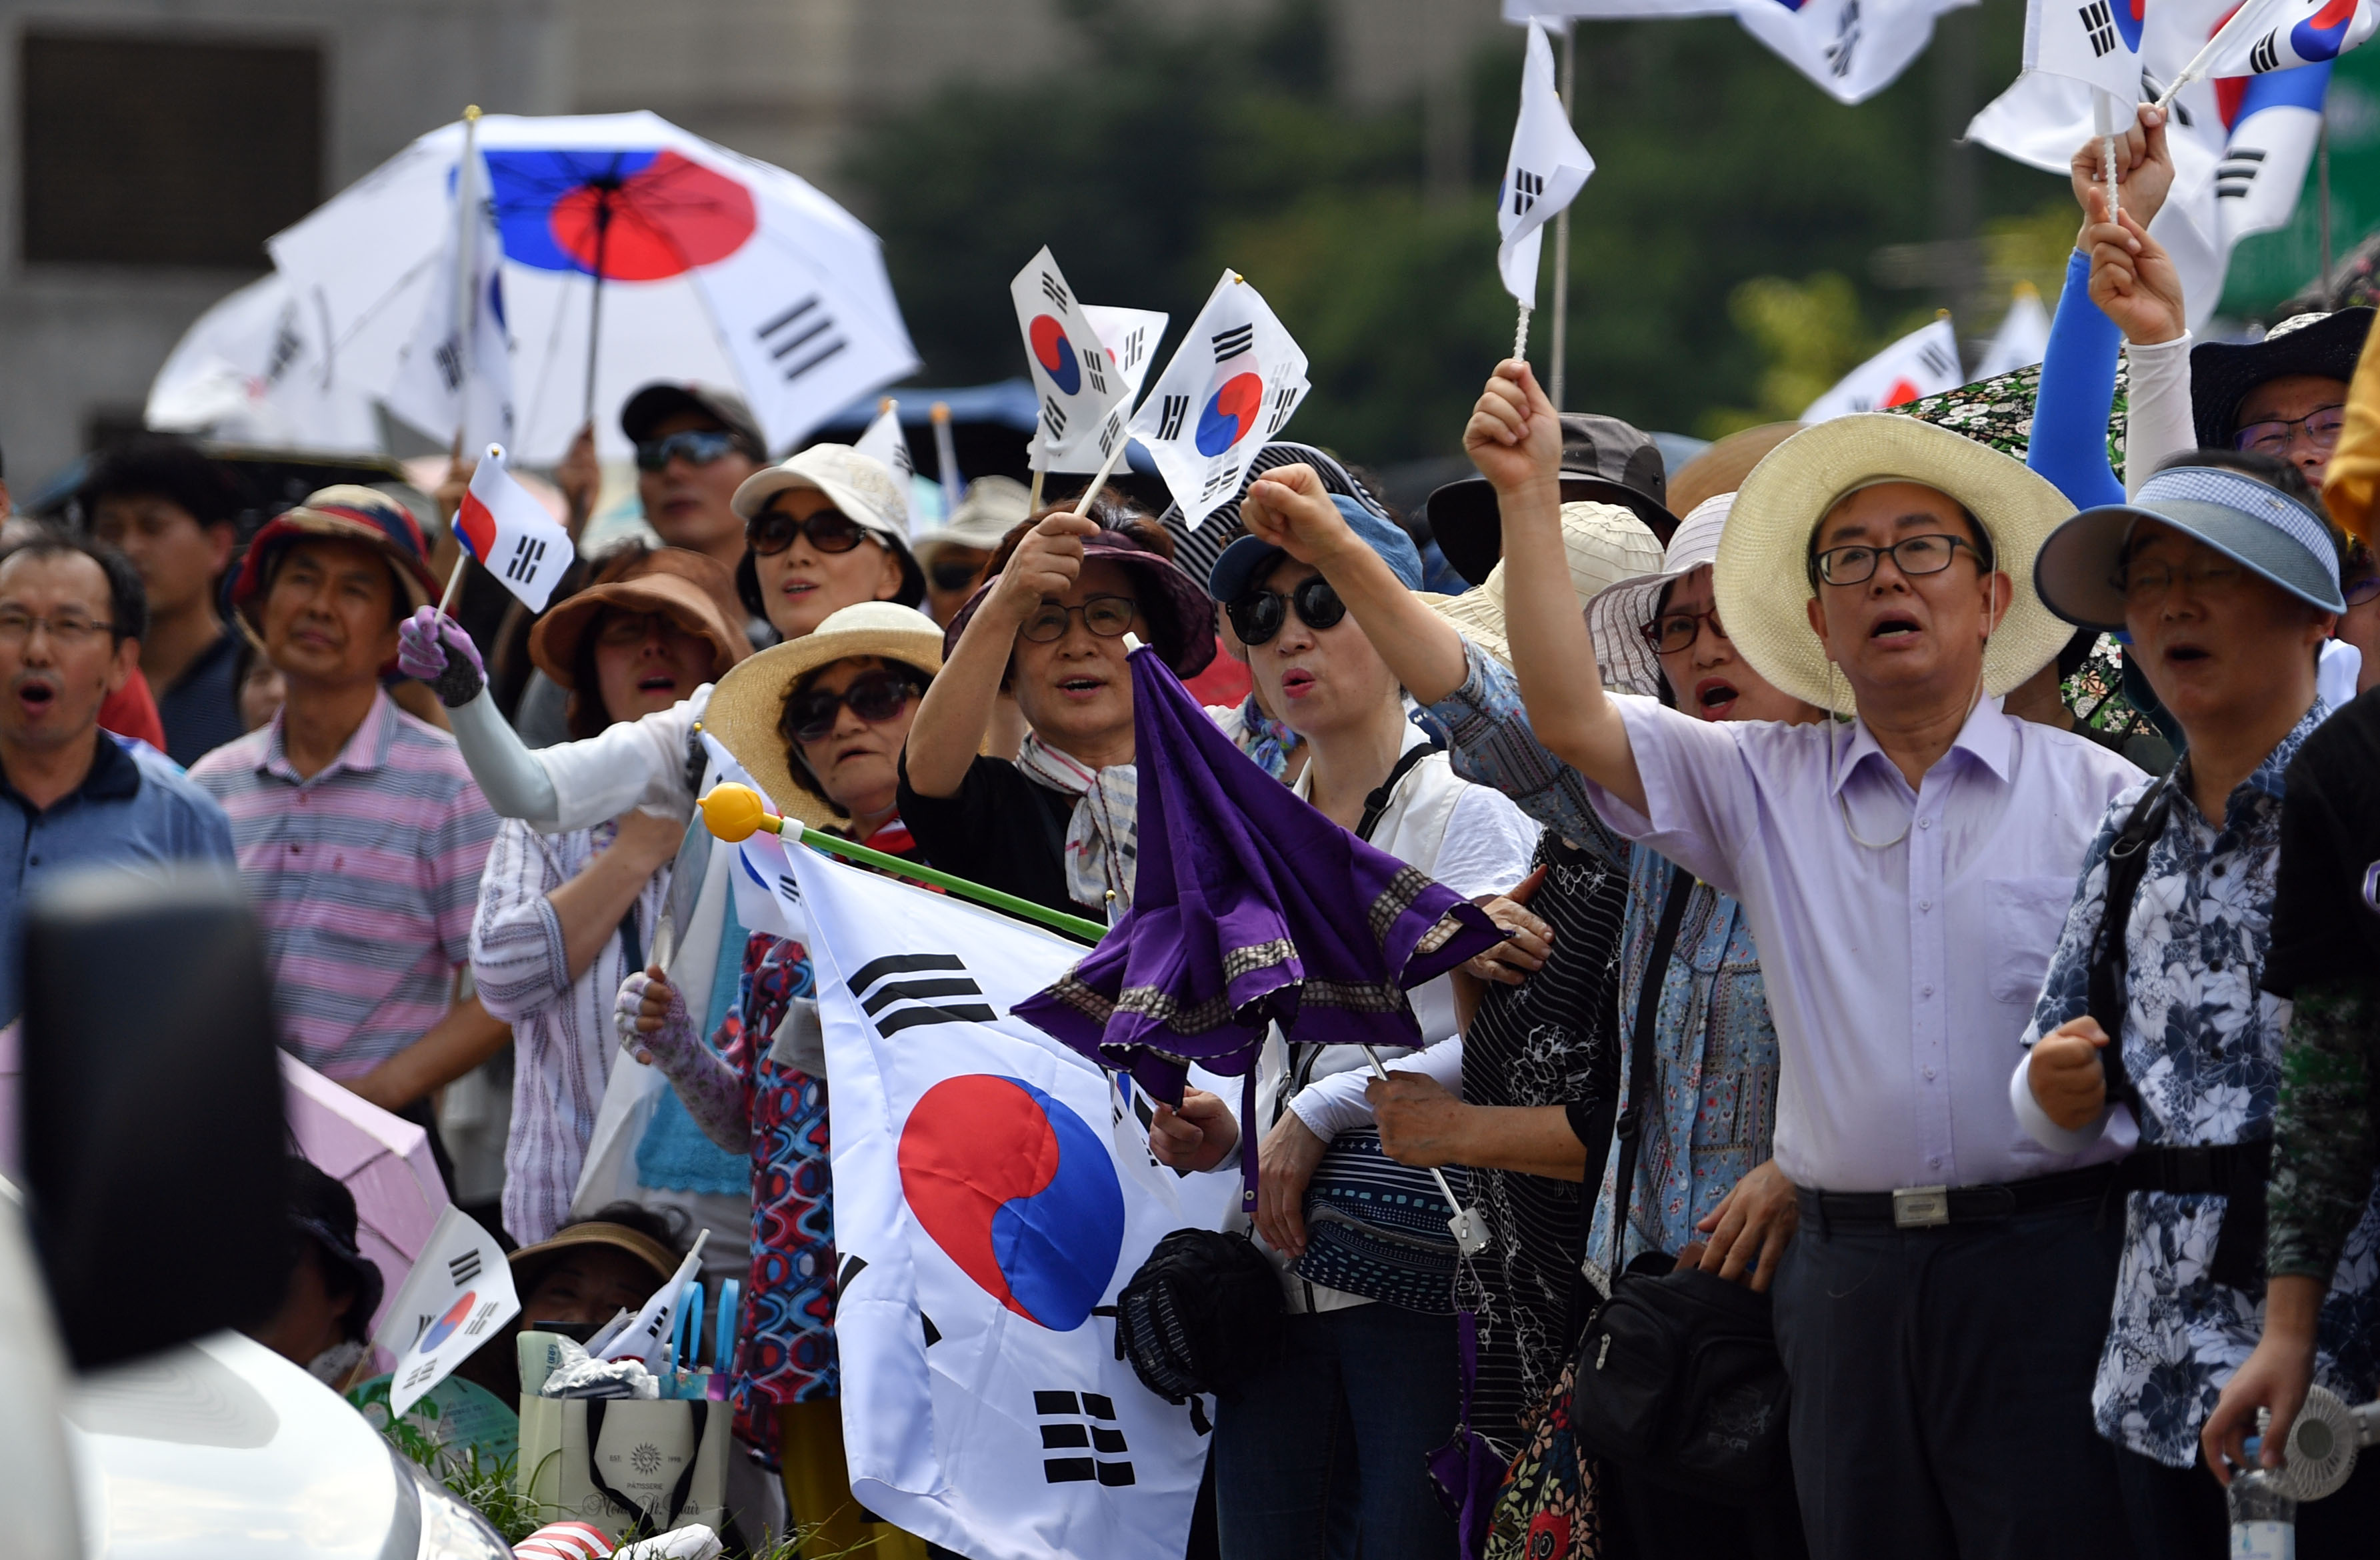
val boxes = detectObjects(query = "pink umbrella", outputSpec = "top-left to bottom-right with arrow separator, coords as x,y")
280,1053 -> 449,1336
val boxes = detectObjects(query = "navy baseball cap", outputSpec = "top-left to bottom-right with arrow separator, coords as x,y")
1208,495 -> 1426,603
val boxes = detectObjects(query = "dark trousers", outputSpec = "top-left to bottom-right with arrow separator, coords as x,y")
1769,1195 -> 2132,1560
2115,1440 -> 2380,1559
1605,1459 -> 1810,1560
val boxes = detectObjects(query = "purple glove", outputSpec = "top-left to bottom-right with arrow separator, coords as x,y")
398,607 -> 485,707
615,969 -> 693,1063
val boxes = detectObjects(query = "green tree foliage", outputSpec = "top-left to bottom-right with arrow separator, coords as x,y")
845,0 -> 2066,465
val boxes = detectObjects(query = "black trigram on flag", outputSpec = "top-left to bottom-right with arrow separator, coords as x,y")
449,1249 -> 483,1286
1212,323 -> 1255,362
1080,345 -> 1109,397
1156,394 -> 1190,441
1199,457 -> 1239,503
1097,413 -> 1123,457
1917,338 -> 1959,383
2078,0 -> 2117,56
504,535 -> 548,584
267,307 -> 303,384
2251,31 -> 2281,71
1043,395 -> 1069,440
1041,271 -> 1070,310
1113,325 -> 1149,377
1825,0 -> 1861,79
1037,1390 -> 1134,1486
1262,383 -> 1298,438
2217,147 -> 2267,199
848,953 -> 995,1036
435,335 -> 465,393
757,297 -> 848,384
1510,168 -> 1543,218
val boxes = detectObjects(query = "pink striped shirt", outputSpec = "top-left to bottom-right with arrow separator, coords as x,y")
191,689 -> 497,1079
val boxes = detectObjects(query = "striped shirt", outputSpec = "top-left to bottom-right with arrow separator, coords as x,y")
470,815 -> 669,1245
191,689 -> 497,1080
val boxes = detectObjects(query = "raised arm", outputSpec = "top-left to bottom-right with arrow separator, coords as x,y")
1473,361 -> 1647,815
2083,191 -> 2194,497
1238,465 -> 1470,703
904,510 -> 1093,798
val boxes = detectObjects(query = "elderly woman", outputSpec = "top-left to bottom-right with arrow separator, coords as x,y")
620,599 -> 946,1560
468,545 -> 751,1249
897,494 -> 1216,921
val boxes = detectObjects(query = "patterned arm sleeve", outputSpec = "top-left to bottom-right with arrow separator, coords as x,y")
1425,637 -> 1627,870
2268,979 -> 2379,1283
638,934 -> 783,1155
469,819 -> 572,1024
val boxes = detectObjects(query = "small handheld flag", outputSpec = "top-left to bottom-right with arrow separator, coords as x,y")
1045,303 -> 1171,475
454,443 -> 575,611
373,1204 -> 519,1419
1125,270 -> 1309,533
854,397 -> 918,527
1010,247 -> 1129,475
2194,0 -> 2374,80
1498,21 -> 1596,317
1801,318 -> 1965,421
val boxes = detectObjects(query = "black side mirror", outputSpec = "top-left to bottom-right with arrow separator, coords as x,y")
21,866 -> 288,1371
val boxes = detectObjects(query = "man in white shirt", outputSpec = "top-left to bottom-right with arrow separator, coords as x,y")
1454,363 -> 2142,1559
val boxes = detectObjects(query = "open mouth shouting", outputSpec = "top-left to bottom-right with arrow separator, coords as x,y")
2161,638 -> 2213,669
636,671 -> 681,696
1692,675 -> 1741,717
13,675 -> 59,719
1056,673 -> 1108,702
1868,609 -> 1923,644
1279,667 -> 1317,700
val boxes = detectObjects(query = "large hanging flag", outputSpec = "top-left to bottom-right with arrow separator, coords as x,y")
1498,21 -> 1597,308
2201,0 -> 2377,75
455,443 -> 576,611
1802,318 -> 1964,421
373,1204 -> 520,1419
1126,271 -> 1309,532
784,835 -> 1227,1560
1012,248 -> 1131,477
1047,305 -> 1171,475
2019,0 -> 2147,101
387,130 -> 517,455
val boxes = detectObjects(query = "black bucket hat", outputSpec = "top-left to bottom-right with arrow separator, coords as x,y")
1423,413 -> 1679,587
2190,309 -> 2374,451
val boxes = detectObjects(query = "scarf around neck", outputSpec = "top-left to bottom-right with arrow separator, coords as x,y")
1015,733 -> 1138,915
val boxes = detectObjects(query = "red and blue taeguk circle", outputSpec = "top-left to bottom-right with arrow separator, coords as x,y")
897,1075 -> 1124,1331
420,1291 -> 477,1351
483,149 -> 757,280
2115,0 -> 2145,51
1029,316 -> 1082,396
1195,371 -> 1265,457
2293,0 -> 2361,61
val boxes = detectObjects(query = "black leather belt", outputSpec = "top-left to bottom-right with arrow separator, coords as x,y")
1799,1163 -> 2119,1229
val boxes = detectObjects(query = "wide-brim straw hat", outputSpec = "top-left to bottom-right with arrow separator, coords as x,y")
1715,415 -> 2075,717
1583,495 -> 1737,697
509,1220 -> 681,1300
701,600 -> 946,831
529,548 -> 753,690
1416,501 -> 1664,671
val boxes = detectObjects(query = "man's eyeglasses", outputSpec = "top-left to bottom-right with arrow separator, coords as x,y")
1021,595 -> 1138,644
1639,605 -> 1729,655
1813,533 -> 1981,587
2121,559 -> 2247,601
2345,573 -> 2380,608
747,506 -> 869,557
2233,405 -> 2345,457
783,669 -> 920,743
635,430 -> 744,472
1227,576 -> 1347,647
0,609 -> 113,647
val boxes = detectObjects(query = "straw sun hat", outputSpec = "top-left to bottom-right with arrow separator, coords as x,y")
1713,415 -> 2075,717
701,600 -> 947,831
1417,501 -> 1665,669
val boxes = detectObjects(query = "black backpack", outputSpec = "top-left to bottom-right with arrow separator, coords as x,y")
1110,1228 -> 1285,1409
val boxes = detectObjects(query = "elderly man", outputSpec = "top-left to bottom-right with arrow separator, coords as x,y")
1465,361 -> 2143,1557
0,531 -> 233,1019
189,487 -> 504,1153
2013,451 -> 2379,1553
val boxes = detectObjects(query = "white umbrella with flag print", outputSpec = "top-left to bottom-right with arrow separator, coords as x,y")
267,111 -> 921,464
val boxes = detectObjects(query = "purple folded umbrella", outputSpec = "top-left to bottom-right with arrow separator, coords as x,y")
1013,643 -> 1504,1204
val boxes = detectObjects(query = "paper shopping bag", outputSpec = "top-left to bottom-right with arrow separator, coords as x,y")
518,1395 -> 730,1537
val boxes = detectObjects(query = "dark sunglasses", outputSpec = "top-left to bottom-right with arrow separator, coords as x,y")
783,669 -> 919,743
1228,575 -> 1347,647
929,558 -> 985,593
634,430 -> 743,471
747,504 -> 869,557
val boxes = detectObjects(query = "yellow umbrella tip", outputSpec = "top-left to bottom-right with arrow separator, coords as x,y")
697,783 -> 780,843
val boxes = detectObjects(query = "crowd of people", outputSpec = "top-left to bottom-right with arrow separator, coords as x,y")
4,102 -> 2380,1560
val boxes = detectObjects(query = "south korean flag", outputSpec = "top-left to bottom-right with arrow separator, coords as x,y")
373,1205 -> 520,1418
1125,269 -> 1309,532
788,840 -> 1231,1560
1046,304 -> 1171,475
1011,248 -> 1129,474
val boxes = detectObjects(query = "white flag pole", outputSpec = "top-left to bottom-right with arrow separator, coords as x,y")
452,105 -> 481,448
1515,302 -> 1533,362
1028,436 -> 1047,513
1549,21 -> 1575,412
2093,91 -> 2121,225
2156,0 -> 2276,109
1068,433 -> 1132,517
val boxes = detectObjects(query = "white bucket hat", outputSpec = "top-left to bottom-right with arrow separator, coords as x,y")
1417,502 -> 1665,670
1583,495 -> 1736,697
731,442 -> 912,543
1714,415 -> 2075,716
